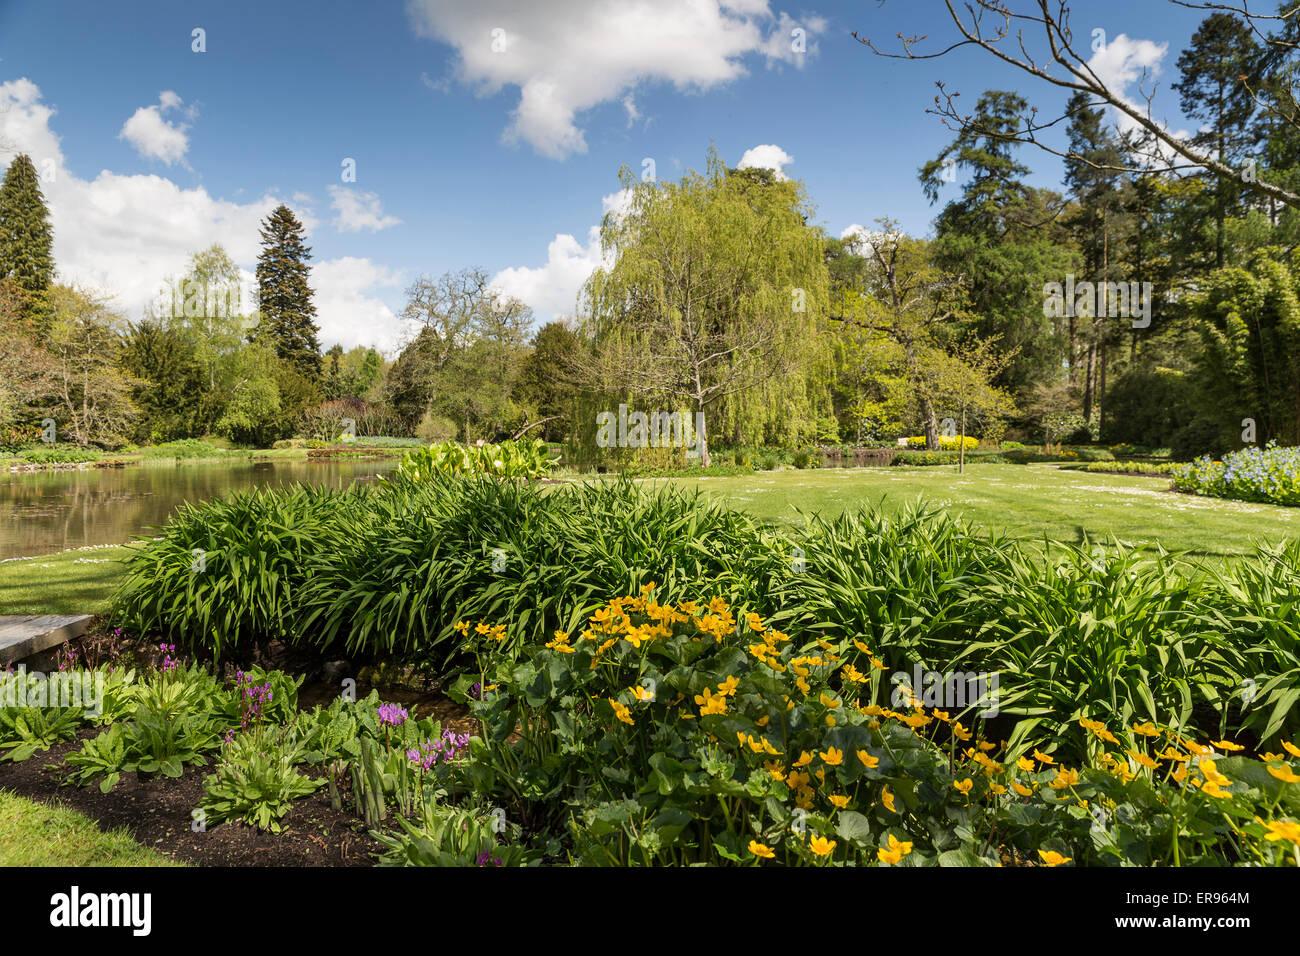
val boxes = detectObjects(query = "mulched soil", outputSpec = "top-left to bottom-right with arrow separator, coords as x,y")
0,729 -> 385,866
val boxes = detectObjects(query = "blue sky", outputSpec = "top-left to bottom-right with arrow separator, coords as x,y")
0,0 -> 1218,352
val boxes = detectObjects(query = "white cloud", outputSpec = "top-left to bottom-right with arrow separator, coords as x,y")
407,0 -> 825,159
1086,35 -> 1189,149
312,257 -> 407,353
118,91 -> 193,165
0,79 -> 398,351
328,185 -> 402,232
490,189 -> 630,316
737,143 -> 793,179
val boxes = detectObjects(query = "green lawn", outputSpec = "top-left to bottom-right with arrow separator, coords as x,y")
0,790 -> 179,866
2,464 -> 1297,617
0,545 -> 133,615
648,463 -> 1300,564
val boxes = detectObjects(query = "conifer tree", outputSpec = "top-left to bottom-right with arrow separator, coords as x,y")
0,153 -> 55,331
254,204 -> 321,379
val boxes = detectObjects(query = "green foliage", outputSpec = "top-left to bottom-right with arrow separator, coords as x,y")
111,484 -> 366,659
17,444 -> 103,463
65,666 -> 223,791
139,438 -> 221,459
199,729 -> 324,832
0,671 -> 86,762
391,439 -> 554,482
465,588 -> 1300,866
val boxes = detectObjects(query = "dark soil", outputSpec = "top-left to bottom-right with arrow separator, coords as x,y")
0,729 -> 386,866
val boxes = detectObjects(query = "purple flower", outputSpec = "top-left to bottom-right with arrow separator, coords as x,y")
377,702 -> 408,727
476,850 -> 503,867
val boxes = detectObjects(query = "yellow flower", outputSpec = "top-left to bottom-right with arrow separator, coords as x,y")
819,692 -> 842,709
717,675 -> 740,697
608,699 -> 634,726
953,778 -> 974,795
630,684 -> 654,702
877,833 -> 913,865
1016,756 -> 1036,773
1282,740 -> 1300,759
842,664 -> 866,684
1127,750 -> 1158,770
1211,739 -> 1245,752
1261,819 -> 1300,846
1267,764 -> 1300,784
857,749 -> 879,769
764,761 -> 785,780
694,687 -> 727,716
748,840 -> 776,859
821,747 -> 844,767
1130,721 -> 1160,737
640,581 -> 657,595
951,722 -> 973,742
1038,849 -> 1071,867
809,835 -> 836,857
1049,768 -> 1080,790
829,794 -> 850,809
453,620 -> 470,635
1032,748 -> 1056,766
1012,780 -> 1034,797
794,751 -> 814,768
880,786 -> 896,813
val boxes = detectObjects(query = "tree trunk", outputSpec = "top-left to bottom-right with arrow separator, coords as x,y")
921,396 -> 940,451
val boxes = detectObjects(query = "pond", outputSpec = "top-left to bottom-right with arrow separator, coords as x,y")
0,458 -> 398,559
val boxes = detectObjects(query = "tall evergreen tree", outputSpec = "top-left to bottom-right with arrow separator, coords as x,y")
1173,13 -> 1260,270
1063,93 -> 1132,422
254,204 -> 321,379
0,153 -> 55,332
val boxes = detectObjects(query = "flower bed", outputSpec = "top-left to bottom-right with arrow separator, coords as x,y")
1173,443 -> 1300,506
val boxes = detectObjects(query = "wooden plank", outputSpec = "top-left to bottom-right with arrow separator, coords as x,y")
0,614 -> 94,664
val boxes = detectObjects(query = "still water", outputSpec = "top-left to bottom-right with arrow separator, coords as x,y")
0,459 -> 397,559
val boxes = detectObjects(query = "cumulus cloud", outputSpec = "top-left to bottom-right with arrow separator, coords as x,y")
0,79 -> 397,347
119,91 -> 193,165
407,0 -> 825,159
490,190 -> 630,317
312,257 -> 407,352
737,143 -> 793,179
328,185 -> 402,232
1086,34 -> 1189,149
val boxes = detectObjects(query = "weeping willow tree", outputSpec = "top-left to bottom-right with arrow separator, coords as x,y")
579,148 -> 832,466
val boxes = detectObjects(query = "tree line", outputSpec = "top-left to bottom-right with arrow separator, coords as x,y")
3,5 -> 1298,462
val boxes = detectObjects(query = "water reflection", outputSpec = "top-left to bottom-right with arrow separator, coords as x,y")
0,458 -> 397,558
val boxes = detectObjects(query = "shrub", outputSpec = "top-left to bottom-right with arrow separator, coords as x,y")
0,424 -> 42,453
415,411 -> 459,443
140,439 -> 220,459
791,448 -> 821,469
392,439 -> 554,482
112,485 -> 371,660
1173,443 -> 1300,506
17,444 -> 103,464
904,435 -> 980,451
